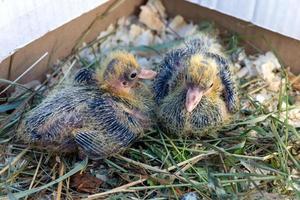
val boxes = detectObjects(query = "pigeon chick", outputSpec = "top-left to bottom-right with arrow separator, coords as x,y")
153,34 -> 238,136
18,51 -> 157,159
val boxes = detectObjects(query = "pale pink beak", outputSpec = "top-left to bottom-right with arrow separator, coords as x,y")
138,69 -> 157,80
185,87 -> 204,112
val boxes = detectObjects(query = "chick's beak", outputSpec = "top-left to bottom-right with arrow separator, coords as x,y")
185,87 -> 204,112
137,69 -> 157,80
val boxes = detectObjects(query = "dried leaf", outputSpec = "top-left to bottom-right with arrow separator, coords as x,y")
71,172 -> 103,193
169,15 -> 186,30
254,52 -> 282,91
139,0 -> 166,32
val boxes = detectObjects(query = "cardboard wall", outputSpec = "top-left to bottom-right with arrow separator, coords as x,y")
162,0 -> 300,74
0,0 -> 299,88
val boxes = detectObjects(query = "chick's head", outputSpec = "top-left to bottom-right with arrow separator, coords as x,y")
184,54 -> 222,112
96,51 -> 157,100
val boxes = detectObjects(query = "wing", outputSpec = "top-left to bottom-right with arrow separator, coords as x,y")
75,130 -> 110,159
153,48 -> 186,103
75,129 -> 135,159
74,68 -> 96,85
23,88 -> 84,143
74,96 -> 140,159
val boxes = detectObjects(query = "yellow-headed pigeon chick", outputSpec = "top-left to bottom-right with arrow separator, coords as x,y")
153,34 -> 238,136
18,51 -> 157,159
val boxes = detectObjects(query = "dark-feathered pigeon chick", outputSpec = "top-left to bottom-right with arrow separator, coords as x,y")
153,34 -> 238,136
18,51 -> 157,159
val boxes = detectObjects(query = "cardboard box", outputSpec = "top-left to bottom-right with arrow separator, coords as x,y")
0,0 -> 299,86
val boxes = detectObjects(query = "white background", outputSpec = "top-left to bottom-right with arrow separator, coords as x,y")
0,0 -> 107,62
188,0 -> 300,41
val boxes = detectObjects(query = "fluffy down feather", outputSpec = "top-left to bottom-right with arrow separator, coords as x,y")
153,33 -> 238,136
18,51 -> 156,159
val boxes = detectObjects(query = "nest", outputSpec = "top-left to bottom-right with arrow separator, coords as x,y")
0,0 -> 299,199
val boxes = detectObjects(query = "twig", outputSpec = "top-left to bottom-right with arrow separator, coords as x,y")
240,78 -> 261,89
55,159 -> 65,200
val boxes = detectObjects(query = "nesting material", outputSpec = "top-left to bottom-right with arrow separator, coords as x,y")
254,52 -> 281,91
168,15 -> 198,37
1,0 -> 299,199
7,0 -> 299,165
139,0 -> 166,32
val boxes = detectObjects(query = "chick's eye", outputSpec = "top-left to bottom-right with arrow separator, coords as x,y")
129,71 -> 137,80
130,72 -> 137,78
209,83 -> 214,88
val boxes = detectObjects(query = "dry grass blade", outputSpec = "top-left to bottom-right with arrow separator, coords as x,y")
85,179 -> 142,199
86,151 -> 216,198
0,52 -> 48,95
55,159 -> 65,200
0,146 -> 29,175
128,176 -> 283,191
57,59 -> 77,85
25,154 -> 43,200
116,155 -> 169,174
0,1 -> 299,199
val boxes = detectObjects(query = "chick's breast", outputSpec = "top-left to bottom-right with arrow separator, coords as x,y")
157,88 -> 225,136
